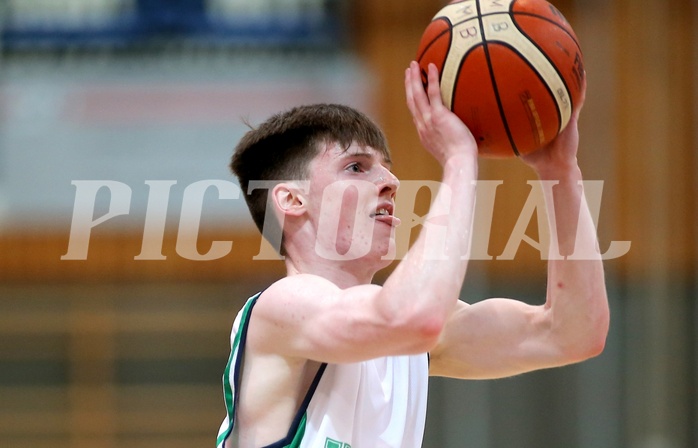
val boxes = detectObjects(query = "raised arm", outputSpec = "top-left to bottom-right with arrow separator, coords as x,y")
246,63 -> 481,364
376,61 -> 480,346
429,109 -> 610,379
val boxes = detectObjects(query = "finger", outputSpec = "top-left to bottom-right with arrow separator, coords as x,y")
570,106 -> 581,123
405,65 -> 428,135
405,64 -> 419,111
573,73 -> 587,118
408,61 -> 432,120
405,67 -> 417,115
426,63 -> 444,110
571,86 -> 585,122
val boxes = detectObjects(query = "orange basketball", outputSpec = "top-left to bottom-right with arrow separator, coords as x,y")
417,0 -> 585,157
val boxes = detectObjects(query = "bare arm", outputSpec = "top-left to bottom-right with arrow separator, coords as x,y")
248,63 -> 481,364
430,111 -> 610,379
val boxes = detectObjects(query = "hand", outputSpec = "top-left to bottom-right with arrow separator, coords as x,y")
405,61 -> 478,166
521,86 -> 586,177
520,111 -> 580,176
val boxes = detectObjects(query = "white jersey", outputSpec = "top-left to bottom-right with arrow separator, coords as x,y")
217,292 -> 430,448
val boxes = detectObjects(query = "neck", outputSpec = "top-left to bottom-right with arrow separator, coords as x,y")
283,250 -> 379,289
282,217 -> 393,289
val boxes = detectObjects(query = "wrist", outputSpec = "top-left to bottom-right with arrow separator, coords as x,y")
533,159 -> 582,181
443,152 -> 479,178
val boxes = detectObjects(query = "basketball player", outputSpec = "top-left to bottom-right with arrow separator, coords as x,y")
216,62 -> 609,447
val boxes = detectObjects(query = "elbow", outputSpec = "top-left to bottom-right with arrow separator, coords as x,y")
586,300 -> 611,358
586,313 -> 610,358
398,313 -> 446,354
559,334 -> 605,366
578,329 -> 607,361
375,290 -> 454,355
417,315 -> 447,351
565,310 -> 610,363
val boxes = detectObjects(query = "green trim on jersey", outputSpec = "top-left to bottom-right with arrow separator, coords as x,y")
216,294 -> 260,448
284,413 -> 307,448
217,292 -> 328,448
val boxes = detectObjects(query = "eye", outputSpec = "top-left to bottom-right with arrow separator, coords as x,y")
346,162 -> 363,173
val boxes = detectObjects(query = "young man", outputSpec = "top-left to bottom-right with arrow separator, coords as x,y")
216,62 -> 609,447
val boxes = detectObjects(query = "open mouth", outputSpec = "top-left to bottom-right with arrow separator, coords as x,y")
369,203 -> 394,218
370,204 -> 400,227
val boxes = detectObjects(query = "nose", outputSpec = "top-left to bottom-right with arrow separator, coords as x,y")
376,167 -> 400,197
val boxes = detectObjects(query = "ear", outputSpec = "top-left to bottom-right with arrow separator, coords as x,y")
272,182 -> 306,218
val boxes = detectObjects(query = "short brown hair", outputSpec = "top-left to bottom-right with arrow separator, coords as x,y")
231,103 -> 391,253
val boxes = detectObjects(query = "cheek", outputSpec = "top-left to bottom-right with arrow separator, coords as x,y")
333,188 -> 381,258
334,188 -> 362,252
338,186 -> 359,220
312,180 -> 386,259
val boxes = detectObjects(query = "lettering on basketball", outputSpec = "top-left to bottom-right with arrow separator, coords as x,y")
556,88 -> 570,108
458,4 -> 474,16
480,0 -> 510,13
520,92 -> 545,147
436,2 -> 477,23
554,40 -> 571,57
442,18 -> 484,110
459,26 -> 479,39
571,53 -> 585,90
491,22 -> 509,33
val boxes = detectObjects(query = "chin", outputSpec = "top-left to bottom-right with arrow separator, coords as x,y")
368,238 -> 397,267
319,227 -> 396,264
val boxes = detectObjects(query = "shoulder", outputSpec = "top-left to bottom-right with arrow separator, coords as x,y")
245,275 -> 385,359
254,275 -> 336,316
257,275 -> 382,311
263,274 -> 338,298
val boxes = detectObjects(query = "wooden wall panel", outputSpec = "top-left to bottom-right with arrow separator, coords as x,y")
613,0 -> 696,447
0,230 -> 285,283
615,0 -> 696,278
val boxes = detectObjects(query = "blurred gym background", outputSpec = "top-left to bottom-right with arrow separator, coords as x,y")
0,0 -> 695,447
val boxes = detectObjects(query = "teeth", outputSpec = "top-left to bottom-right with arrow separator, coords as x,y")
376,208 -> 389,216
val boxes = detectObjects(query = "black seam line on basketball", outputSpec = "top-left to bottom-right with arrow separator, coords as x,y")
416,17 -> 453,63
449,44 -> 485,114
489,40 -> 563,135
475,0 -> 520,157
508,15 -> 571,125
510,12 -> 582,53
